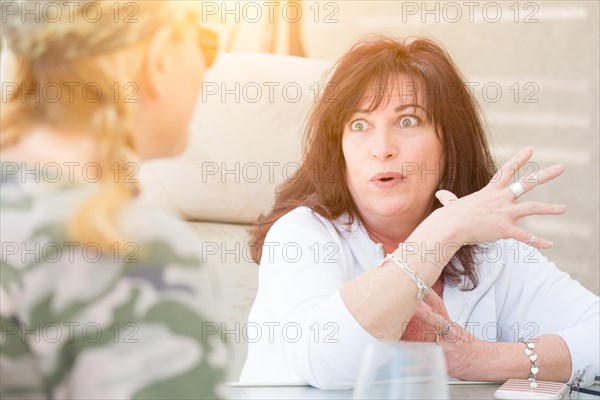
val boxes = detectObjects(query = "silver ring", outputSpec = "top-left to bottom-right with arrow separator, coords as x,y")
527,235 -> 536,246
435,321 -> 452,345
509,181 -> 525,198
436,323 -> 451,337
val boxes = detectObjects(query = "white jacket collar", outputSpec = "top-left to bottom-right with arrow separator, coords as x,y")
339,216 -> 385,273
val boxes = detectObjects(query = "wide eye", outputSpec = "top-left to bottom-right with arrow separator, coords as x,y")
399,115 -> 419,127
349,119 -> 370,132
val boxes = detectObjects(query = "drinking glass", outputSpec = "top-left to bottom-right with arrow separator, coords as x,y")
353,341 -> 449,399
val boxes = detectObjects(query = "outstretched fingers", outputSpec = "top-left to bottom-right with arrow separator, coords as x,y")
513,201 -> 566,219
507,163 -> 565,200
492,146 -> 534,188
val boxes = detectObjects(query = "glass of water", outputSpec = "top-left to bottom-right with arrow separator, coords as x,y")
353,341 -> 449,400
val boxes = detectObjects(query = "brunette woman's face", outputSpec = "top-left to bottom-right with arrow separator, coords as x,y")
342,75 -> 444,223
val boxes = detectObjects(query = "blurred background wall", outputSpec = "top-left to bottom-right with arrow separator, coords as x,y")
207,0 -> 599,294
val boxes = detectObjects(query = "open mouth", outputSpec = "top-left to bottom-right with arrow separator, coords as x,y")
370,172 -> 405,188
371,172 -> 404,182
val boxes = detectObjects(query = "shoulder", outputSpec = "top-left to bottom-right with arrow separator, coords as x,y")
267,206 -> 343,242
116,200 -> 220,308
119,199 -> 205,263
274,206 -> 331,226
1,180 -> 212,310
0,175 -> 225,397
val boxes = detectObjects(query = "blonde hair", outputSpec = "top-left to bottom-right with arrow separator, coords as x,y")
1,1 -> 202,253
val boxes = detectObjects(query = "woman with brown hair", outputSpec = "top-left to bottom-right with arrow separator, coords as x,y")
240,36 -> 599,389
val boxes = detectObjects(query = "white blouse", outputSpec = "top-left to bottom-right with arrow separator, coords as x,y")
240,206 -> 599,389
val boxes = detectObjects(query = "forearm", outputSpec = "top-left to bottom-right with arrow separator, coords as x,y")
341,209 -> 460,340
452,334 -> 572,383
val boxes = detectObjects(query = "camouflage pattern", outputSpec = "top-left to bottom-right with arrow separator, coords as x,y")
0,163 -> 226,399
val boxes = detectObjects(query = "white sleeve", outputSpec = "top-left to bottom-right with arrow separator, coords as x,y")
258,208 -> 379,389
496,240 -> 599,386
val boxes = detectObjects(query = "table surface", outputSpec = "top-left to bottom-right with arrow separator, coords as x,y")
224,383 -> 600,399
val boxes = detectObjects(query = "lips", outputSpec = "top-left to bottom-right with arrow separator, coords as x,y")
370,172 -> 405,189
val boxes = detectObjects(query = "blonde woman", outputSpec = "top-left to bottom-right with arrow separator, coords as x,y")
0,1 -> 223,398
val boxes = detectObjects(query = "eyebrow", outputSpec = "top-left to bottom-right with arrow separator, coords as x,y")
353,104 -> 428,114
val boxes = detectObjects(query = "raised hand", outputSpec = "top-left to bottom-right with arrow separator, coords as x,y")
434,147 -> 565,249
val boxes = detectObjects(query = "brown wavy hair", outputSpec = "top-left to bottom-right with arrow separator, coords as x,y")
249,35 -> 496,290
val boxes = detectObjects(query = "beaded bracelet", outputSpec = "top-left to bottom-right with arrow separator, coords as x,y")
519,338 -> 540,389
377,254 -> 430,300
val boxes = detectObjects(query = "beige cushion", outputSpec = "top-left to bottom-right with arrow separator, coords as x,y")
140,53 -> 332,224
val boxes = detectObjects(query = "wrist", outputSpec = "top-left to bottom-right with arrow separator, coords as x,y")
477,340 -> 501,379
405,208 -> 465,261
428,207 -> 466,246
444,328 -> 498,381
475,341 -> 532,383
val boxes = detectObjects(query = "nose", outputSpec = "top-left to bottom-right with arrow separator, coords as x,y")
370,129 -> 398,160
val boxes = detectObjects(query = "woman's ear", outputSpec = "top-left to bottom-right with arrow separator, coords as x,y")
139,27 -> 174,99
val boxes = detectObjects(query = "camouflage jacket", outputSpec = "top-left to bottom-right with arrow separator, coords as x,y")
0,163 -> 226,399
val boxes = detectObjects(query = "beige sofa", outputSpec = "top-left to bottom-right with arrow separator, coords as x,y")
139,53 -> 332,380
